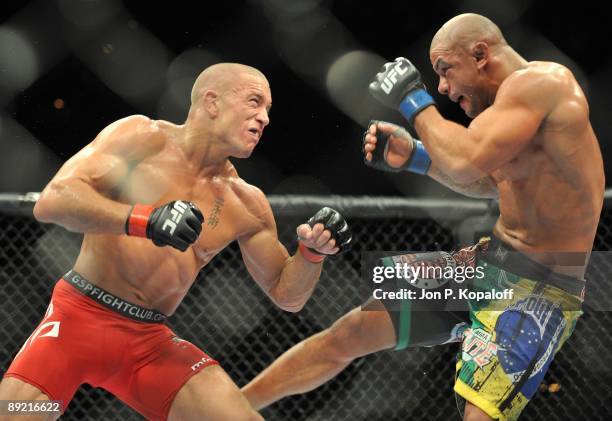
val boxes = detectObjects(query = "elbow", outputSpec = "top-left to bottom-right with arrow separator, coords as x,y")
272,295 -> 306,313
33,183 -> 64,223
268,288 -> 307,313
451,173 -> 479,185
277,302 -> 305,313
33,195 -> 54,223
447,161 -> 485,185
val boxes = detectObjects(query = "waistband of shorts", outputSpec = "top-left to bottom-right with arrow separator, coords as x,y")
478,235 -> 585,298
61,270 -> 168,323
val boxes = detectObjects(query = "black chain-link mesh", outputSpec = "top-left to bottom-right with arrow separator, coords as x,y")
1,209 -> 611,420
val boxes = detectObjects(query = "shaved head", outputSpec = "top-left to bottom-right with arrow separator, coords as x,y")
190,63 -> 268,106
431,13 -> 506,53
185,62 -> 272,156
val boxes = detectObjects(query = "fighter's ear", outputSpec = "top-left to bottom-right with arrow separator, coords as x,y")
202,90 -> 219,118
472,42 -> 489,69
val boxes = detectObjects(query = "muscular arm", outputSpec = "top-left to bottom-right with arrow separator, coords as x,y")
238,191 -> 324,313
414,70 -> 550,184
427,163 -> 498,198
33,115 -> 163,234
365,122 -> 497,198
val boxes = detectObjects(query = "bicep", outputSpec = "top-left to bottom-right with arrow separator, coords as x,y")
466,98 -> 544,175
45,116 -> 159,194
50,146 -> 129,193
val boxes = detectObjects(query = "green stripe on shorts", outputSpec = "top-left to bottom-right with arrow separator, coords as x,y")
381,257 -> 412,350
395,297 -> 411,350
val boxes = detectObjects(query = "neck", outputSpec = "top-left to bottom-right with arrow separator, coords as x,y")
487,45 -> 528,103
178,118 -> 230,174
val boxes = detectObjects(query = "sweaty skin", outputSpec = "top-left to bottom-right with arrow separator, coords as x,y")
244,14 -> 604,421
0,64 -> 343,420
32,64 -> 337,315
2,64 -> 347,421
367,14 -> 604,277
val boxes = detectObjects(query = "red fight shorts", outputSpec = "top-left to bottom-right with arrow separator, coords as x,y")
5,274 -> 218,420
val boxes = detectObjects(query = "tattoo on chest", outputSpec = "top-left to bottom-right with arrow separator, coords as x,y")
207,197 -> 224,229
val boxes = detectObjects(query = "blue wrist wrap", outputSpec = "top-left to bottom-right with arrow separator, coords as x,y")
398,89 -> 435,125
405,140 -> 431,175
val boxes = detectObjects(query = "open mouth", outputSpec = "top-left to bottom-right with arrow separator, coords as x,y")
247,128 -> 260,139
458,95 -> 467,109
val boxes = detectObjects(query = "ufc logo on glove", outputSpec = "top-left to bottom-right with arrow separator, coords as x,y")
163,201 -> 189,235
381,61 -> 408,94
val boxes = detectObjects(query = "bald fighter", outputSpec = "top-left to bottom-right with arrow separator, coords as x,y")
0,63 -> 351,421
242,14 -> 603,421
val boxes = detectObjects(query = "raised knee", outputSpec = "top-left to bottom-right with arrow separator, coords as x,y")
463,402 -> 493,421
464,412 -> 493,421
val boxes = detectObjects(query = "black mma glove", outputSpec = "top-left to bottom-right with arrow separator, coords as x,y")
126,201 -> 204,252
298,207 -> 352,262
362,120 -> 431,174
369,57 -> 436,126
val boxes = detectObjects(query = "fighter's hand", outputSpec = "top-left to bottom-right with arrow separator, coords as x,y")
125,200 -> 204,252
369,57 -> 435,125
363,120 -> 415,172
297,207 -> 352,257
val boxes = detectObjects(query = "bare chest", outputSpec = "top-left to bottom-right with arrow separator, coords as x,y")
119,158 -> 256,266
491,135 -> 550,184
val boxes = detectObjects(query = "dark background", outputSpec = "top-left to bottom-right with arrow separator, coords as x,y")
1,3 -> 612,419
1,0 -> 610,197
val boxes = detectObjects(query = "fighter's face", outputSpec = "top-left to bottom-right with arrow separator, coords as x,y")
430,49 -> 487,118
217,74 -> 272,158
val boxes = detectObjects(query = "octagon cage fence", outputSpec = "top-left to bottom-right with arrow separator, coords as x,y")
1,193 -> 611,420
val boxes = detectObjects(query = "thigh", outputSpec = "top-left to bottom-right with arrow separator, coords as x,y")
0,377 -> 60,421
373,288 -> 470,350
374,252 -> 471,350
4,298 -> 87,411
104,330 -> 220,420
168,365 -> 260,421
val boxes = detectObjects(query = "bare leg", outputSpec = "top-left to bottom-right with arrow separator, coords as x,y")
0,377 -> 60,421
464,401 -> 493,421
242,304 -> 396,410
168,364 -> 262,421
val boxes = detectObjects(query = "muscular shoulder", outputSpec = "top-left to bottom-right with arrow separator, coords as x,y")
231,176 -> 274,226
91,115 -> 167,160
497,62 -> 586,116
238,178 -> 272,214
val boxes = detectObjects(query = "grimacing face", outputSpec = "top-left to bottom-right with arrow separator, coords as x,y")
217,73 -> 272,158
430,49 -> 487,118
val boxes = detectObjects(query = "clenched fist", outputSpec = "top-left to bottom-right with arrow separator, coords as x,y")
296,207 -> 352,261
362,120 -> 431,175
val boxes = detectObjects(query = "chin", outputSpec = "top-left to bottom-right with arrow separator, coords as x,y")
233,149 -> 254,159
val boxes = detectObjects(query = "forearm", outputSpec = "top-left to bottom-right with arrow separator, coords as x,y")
415,107 -> 483,183
427,163 -> 497,199
268,252 -> 324,312
34,178 -> 131,234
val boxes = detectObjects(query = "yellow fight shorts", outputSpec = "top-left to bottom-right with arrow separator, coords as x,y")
377,235 -> 584,420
